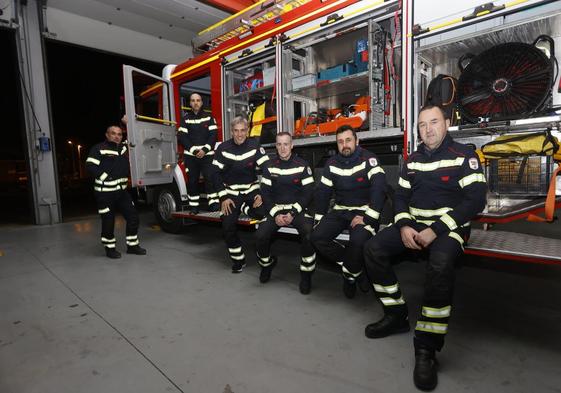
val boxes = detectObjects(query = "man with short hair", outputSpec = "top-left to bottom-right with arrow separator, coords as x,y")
310,125 -> 387,298
178,92 -> 219,213
363,105 -> 487,391
86,125 -> 146,258
256,132 -> 316,293
212,116 -> 269,273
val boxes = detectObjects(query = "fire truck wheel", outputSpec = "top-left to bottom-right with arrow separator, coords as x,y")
154,184 -> 183,234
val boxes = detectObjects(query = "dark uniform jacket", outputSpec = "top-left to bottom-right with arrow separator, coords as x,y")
394,134 -> 487,236
260,154 -> 315,218
212,138 -> 269,201
315,146 -> 387,230
86,140 -> 130,192
178,108 -> 218,156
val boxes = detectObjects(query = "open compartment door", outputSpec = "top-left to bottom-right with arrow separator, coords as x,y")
123,66 -> 177,186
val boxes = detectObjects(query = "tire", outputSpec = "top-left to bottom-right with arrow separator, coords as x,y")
153,184 -> 183,234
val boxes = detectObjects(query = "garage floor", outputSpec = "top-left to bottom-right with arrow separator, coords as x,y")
1,213 -> 560,393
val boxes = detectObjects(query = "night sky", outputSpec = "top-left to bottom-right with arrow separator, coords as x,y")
45,39 -> 164,156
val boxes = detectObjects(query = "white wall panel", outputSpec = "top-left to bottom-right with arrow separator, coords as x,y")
46,7 -> 192,65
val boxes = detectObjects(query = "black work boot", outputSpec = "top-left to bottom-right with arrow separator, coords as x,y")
105,247 -> 121,259
231,260 -> 246,273
365,313 -> 410,339
343,277 -> 357,299
259,256 -> 277,283
126,245 -> 147,255
414,348 -> 438,391
299,271 -> 313,295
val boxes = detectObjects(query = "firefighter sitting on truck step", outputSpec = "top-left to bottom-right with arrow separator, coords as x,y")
86,125 -> 147,259
256,132 -> 316,294
310,125 -> 387,299
212,116 -> 269,273
363,105 -> 487,391
178,92 -> 219,214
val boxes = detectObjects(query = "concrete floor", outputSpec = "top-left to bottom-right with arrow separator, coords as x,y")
1,213 -> 560,393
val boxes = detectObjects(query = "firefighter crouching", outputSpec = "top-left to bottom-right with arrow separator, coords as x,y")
178,92 -> 219,213
363,105 -> 487,391
212,116 -> 269,273
85,125 -> 146,259
310,125 -> 387,298
256,132 -> 316,294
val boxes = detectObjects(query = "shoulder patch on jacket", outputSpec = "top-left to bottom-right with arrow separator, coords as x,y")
469,157 -> 479,170
369,157 -> 378,167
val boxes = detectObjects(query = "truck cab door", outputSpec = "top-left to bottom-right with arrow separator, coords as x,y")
123,66 -> 177,187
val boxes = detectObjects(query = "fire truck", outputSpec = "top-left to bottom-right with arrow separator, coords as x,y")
123,0 -> 561,264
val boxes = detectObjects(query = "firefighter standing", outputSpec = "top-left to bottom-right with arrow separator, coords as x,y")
212,116 -> 269,273
178,93 -> 219,213
86,125 -> 146,259
363,105 -> 487,391
256,132 -> 315,293
310,125 -> 387,298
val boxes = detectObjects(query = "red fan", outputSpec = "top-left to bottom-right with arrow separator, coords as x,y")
458,41 -> 554,123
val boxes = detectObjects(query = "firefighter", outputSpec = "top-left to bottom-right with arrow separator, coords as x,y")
178,93 -> 219,213
363,105 -> 487,391
255,132 -> 315,293
310,125 -> 387,298
212,116 -> 269,273
86,125 -> 146,259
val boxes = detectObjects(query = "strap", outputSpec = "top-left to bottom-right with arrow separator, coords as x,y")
527,163 -> 561,223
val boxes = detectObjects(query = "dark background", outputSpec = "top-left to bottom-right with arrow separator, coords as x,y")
0,26 -> 164,224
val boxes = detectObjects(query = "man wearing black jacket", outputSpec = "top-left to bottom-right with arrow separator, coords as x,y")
363,105 -> 487,391
311,125 -> 387,298
256,132 -> 316,293
212,116 -> 269,273
86,125 -> 146,258
178,93 -> 219,213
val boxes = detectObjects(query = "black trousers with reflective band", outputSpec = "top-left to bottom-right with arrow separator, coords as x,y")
221,193 -> 264,261
255,213 -> 315,271
185,155 -> 217,207
95,190 -> 139,248
364,223 -> 467,351
310,210 -> 373,280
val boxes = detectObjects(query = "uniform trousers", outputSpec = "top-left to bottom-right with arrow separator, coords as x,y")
364,223 -> 468,351
310,210 -> 374,281
185,155 -> 218,207
255,213 -> 316,272
221,192 -> 265,262
95,190 -> 139,249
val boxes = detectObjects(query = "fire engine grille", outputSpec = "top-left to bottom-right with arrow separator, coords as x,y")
487,156 -> 554,196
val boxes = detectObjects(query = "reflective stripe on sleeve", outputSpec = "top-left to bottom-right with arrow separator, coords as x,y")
86,157 -> 100,165
440,213 -> 457,231
212,159 -> 225,169
398,177 -> 411,189
98,207 -> 110,214
459,172 -> 486,188
301,176 -> 314,185
394,212 -> 413,222
261,177 -> 272,186
256,155 -> 269,166
320,176 -> 333,187
367,166 -> 385,179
